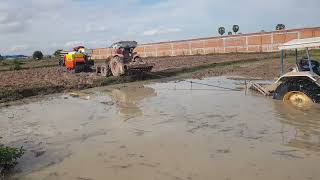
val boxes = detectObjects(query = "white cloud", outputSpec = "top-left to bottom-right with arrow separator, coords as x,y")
0,1 -> 32,33
1,44 -> 30,54
142,28 -> 181,36
64,41 -> 85,48
0,0 -> 319,55
84,24 -> 109,33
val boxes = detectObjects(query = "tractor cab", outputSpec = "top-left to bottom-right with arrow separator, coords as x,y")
110,41 -> 140,63
276,37 -> 320,82
297,57 -> 320,75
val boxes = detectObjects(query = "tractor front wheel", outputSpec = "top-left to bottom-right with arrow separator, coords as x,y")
273,79 -> 320,107
73,63 -> 85,73
283,91 -> 313,108
101,65 -> 112,77
109,56 -> 125,76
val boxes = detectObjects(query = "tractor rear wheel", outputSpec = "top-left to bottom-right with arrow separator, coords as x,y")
109,56 -> 125,76
273,79 -> 320,107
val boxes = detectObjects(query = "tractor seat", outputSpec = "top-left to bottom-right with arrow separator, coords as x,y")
298,59 -> 320,75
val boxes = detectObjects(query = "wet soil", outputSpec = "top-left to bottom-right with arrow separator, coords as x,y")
143,53 -> 279,71
0,53 -> 292,103
1,77 -> 320,180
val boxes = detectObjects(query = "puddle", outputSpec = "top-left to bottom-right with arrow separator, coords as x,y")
1,76 -> 320,180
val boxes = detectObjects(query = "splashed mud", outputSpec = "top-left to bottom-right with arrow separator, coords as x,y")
1,77 -> 320,180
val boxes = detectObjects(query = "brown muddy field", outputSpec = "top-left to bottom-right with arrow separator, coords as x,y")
1,77 -> 320,180
0,53 -> 278,89
0,53 -> 284,103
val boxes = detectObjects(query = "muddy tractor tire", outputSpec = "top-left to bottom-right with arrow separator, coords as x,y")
273,79 -> 320,107
109,56 -> 125,77
100,65 -> 112,77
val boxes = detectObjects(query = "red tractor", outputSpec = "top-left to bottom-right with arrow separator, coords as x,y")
97,41 -> 153,77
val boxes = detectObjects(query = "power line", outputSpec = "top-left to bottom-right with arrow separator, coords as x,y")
145,72 -> 241,92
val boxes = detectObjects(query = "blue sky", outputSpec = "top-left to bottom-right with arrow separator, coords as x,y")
0,0 -> 319,55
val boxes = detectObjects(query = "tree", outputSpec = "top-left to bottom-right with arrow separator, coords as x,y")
33,51 -> 43,60
276,24 -> 285,31
228,31 -> 233,35
218,27 -> 225,36
53,49 -> 63,57
232,25 -> 239,34
0,54 -> 3,61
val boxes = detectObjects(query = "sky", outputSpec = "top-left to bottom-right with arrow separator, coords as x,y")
0,0 -> 319,55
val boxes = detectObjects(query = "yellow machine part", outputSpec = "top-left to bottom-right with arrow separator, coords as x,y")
283,91 -> 313,108
65,52 -> 85,62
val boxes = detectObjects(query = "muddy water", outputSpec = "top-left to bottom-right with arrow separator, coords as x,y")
1,77 -> 320,180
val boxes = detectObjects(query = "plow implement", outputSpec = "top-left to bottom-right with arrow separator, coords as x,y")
125,63 -> 154,74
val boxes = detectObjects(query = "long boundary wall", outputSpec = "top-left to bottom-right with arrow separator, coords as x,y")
92,27 -> 320,60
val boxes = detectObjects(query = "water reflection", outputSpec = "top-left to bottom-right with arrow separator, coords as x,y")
106,85 -> 157,118
274,102 -> 320,152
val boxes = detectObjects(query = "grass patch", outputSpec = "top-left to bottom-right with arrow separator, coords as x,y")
0,137 -> 24,179
9,61 -> 22,71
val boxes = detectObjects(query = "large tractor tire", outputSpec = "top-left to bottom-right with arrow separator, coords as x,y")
273,79 -> 320,107
109,56 -> 125,77
100,65 -> 112,77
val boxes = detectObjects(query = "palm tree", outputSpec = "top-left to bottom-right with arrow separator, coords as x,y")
276,24 -> 285,31
218,27 -> 225,36
232,25 -> 239,34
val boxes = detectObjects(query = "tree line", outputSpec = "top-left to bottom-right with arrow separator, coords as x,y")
218,24 -> 286,36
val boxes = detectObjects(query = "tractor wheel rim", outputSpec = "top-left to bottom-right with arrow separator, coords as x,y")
283,91 -> 313,108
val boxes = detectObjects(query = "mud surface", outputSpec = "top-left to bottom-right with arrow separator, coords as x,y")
0,53 -> 280,103
143,53 -> 278,71
1,77 -> 320,180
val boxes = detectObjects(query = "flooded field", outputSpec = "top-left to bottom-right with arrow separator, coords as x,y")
1,77 -> 320,180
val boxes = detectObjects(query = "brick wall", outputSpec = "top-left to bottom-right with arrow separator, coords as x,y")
92,27 -> 320,60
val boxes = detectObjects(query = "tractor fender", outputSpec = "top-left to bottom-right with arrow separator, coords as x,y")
133,55 -> 141,60
106,55 -> 121,62
275,71 -> 318,84
114,54 -> 124,58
